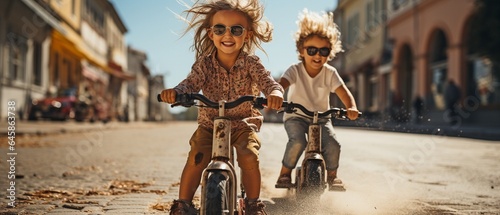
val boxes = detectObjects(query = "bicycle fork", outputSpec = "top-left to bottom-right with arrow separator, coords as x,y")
200,117 -> 239,215
299,123 -> 327,191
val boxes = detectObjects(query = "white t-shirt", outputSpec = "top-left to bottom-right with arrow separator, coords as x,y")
281,62 -> 344,120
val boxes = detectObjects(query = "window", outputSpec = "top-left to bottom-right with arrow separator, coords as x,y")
366,2 -> 373,31
83,0 -> 105,35
7,33 -> 27,82
430,63 -> 447,110
53,52 -> 60,87
32,42 -> 42,85
392,0 -> 410,11
347,13 -> 360,47
469,58 -> 500,106
71,0 -> 76,15
366,0 -> 383,34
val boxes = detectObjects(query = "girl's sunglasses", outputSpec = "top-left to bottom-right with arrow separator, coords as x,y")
211,24 -> 246,37
305,46 -> 331,57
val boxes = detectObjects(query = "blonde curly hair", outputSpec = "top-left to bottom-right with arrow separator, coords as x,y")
179,0 -> 273,59
294,9 -> 343,61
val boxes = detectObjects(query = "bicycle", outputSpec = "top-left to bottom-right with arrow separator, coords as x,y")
158,93 -> 270,215
275,102 -> 361,202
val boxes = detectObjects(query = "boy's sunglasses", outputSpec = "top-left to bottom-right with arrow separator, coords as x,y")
305,46 -> 331,57
211,24 -> 246,37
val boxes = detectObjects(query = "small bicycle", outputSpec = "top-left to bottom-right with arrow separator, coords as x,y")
158,93 -> 269,215
275,102 -> 361,202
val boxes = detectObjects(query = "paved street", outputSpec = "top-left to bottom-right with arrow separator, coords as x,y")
1,121 -> 499,214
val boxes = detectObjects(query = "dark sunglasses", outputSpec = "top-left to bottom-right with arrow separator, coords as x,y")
305,46 -> 331,57
211,24 -> 246,37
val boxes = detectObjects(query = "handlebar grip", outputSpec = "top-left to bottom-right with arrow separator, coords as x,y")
157,94 -> 162,102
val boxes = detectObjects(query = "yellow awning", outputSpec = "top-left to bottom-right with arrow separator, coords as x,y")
51,30 -> 113,74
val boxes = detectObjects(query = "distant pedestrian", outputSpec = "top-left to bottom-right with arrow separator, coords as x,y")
413,95 -> 424,124
444,79 -> 461,125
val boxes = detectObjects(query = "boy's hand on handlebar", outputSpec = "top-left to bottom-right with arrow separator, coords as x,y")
266,90 -> 284,110
160,89 -> 177,104
347,108 -> 359,120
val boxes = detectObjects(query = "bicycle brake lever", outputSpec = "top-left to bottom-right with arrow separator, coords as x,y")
171,103 -> 181,108
253,97 -> 267,109
171,101 -> 196,108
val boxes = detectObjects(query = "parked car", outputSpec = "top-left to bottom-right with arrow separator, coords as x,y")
28,88 -> 79,121
29,88 -> 111,122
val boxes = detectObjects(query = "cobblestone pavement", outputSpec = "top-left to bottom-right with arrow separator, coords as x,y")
1,121 -> 198,214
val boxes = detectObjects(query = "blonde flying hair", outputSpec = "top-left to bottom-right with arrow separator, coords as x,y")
295,9 -> 343,61
178,0 -> 273,59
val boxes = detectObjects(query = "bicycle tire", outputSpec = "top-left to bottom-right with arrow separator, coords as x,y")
203,171 -> 229,215
297,160 -> 324,201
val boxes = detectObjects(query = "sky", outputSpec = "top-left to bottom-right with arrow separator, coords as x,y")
112,0 -> 338,89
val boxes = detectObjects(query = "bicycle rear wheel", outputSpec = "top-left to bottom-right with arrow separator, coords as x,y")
203,171 -> 230,215
297,160 -> 324,202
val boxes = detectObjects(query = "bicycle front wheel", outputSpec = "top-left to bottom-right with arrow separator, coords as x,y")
203,171 -> 230,215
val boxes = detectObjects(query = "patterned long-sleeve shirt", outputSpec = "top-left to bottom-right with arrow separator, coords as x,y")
174,51 -> 284,132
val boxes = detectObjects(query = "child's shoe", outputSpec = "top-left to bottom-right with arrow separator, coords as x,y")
275,174 -> 293,188
327,175 -> 346,192
245,198 -> 268,215
169,199 -> 197,215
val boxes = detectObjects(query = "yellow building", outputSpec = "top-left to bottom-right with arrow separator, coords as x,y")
44,0 -> 131,121
332,0 -> 389,114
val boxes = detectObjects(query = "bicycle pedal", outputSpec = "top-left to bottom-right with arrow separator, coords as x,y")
328,184 -> 346,192
275,183 -> 295,189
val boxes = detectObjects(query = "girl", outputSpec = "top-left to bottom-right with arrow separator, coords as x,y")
275,9 -> 359,192
160,0 -> 283,214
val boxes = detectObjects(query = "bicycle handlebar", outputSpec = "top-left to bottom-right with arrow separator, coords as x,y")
281,102 -> 362,119
157,93 -> 270,109
157,93 -> 361,119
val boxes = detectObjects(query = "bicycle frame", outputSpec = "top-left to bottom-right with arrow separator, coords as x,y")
297,111 -> 328,194
158,93 -> 268,215
276,102 -> 360,199
199,100 -> 240,215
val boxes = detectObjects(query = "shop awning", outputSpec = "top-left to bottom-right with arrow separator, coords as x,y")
82,60 -> 109,84
108,61 -> 135,80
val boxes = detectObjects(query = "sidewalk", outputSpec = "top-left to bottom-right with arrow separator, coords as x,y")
1,120 -> 153,136
0,120 -> 184,215
2,119 -> 499,141
337,117 -> 500,141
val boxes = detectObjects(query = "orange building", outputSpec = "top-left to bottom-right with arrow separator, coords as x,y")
334,0 -> 499,126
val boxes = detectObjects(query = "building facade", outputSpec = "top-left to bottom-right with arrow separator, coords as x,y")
332,0 -> 390,115
0,0 -> 151,122
127,46 -> 150,121
0,0 -> 64,120
149,74 -> 171,121
105,0 -> 133,121
332,0 -> 500,126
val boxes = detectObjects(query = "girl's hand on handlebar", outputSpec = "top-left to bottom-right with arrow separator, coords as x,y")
266,90 -> 284,110
160,89 -> 177,104
346,108 -> 359,120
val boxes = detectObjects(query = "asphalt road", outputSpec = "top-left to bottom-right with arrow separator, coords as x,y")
1,121 -> 499,214
258,123 -> 500,215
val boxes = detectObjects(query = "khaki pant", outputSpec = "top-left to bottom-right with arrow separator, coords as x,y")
186,126 -> 261,170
